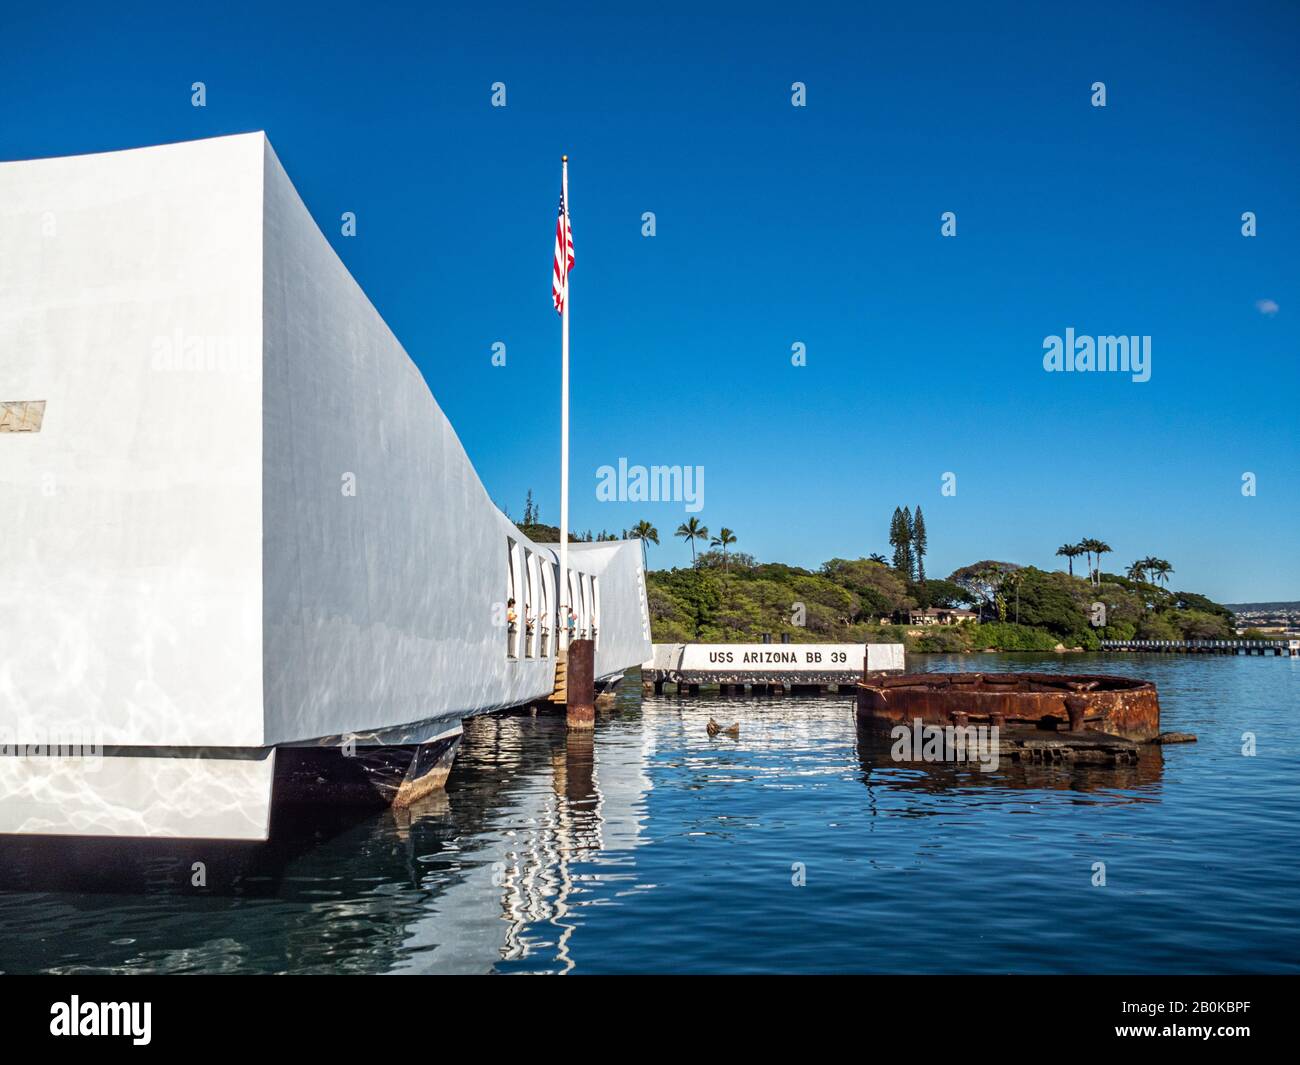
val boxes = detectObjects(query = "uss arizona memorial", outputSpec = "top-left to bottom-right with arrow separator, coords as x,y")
0,133 -> 652,840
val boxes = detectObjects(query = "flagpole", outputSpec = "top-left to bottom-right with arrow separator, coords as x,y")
559,155 -> 570,654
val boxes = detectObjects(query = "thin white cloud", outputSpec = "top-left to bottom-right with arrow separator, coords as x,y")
1255,298 -> 1279,316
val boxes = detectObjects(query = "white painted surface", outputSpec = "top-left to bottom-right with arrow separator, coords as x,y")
0,134 -> 265,748
568,541 -> 653,681
259,140 -> 649,740
0,134 -> 651,836
0,748 -> 276,840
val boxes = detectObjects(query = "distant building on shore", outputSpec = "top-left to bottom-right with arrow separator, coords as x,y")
904,607 -> 979,626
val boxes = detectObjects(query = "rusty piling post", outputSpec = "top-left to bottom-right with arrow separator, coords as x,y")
566,637 -> 596,729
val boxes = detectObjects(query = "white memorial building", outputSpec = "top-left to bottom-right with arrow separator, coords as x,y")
0,133 -> 652,840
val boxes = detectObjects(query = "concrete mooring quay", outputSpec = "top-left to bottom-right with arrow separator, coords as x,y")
642,642 -> 905,695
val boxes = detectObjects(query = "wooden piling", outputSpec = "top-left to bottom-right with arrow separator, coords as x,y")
566,637 -> 596,729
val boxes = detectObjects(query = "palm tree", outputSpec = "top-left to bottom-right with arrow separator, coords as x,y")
710,527 -> 737,569
1077,539 -> 1093,583
1130,555 -> 1164,584
1078,538 -> 1108,587
1126,560 -> 1147,582
1092,541 -> 1112,586
676,517 -> 709,567
1150,558 -> 1173,587
630,520 -> 659,570
868,553 -> 888,565
1056,542 -> 1083,577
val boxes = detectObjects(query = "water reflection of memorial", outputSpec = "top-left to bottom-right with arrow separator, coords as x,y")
0,703 -> 654,975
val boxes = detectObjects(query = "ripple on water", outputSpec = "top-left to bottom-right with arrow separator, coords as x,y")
0,653 -> 1296,973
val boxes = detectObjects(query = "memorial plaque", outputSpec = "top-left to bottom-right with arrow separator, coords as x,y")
645,642 -> 905,681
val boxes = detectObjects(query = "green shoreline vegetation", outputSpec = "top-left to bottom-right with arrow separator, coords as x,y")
506,495 -> 1244,652
641,553 -> 1239,653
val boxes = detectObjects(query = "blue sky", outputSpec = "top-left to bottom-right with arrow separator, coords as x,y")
4,1 -> 1297,601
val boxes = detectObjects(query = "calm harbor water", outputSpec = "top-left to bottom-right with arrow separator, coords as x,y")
1,653 -> 1296,974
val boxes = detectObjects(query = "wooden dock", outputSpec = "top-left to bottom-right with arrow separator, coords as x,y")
1100,638 -> 1299,657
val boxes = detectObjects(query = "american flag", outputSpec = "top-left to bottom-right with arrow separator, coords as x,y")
552,186 -> 574,314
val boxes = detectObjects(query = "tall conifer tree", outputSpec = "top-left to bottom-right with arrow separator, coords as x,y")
912,506 -> 927,584
889,507 -> 908,574
901,506 -> 915,580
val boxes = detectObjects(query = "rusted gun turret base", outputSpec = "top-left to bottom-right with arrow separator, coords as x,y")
856,672 -> 1163,742
1000,729 -> 1142,766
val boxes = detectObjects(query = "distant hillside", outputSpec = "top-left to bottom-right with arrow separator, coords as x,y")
645,554 -> 1239,650
1224,602 -> 1300,612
